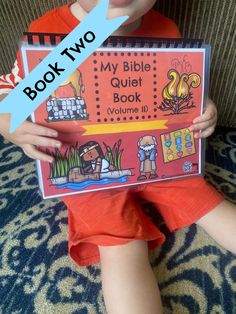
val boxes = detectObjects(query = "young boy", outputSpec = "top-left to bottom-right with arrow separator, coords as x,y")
0,1 -> 236,313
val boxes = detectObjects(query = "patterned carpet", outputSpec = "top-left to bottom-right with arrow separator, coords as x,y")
0,127 -> 235,314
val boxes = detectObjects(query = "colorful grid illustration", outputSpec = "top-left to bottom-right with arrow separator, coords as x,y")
161,127 -> 196,163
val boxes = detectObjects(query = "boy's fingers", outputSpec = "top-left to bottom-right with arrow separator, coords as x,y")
193,103 -> 217,124
22,144 -> 54,162
190,119 -> 216,132
193,111 -> 216,124
31,135 -> 62,148
195,126 -> 215,138
24,121 -> 58,137
21,134 -> 62,148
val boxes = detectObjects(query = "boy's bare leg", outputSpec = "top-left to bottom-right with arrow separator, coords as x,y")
99,240 -> 163,314
196,200 -> 236,254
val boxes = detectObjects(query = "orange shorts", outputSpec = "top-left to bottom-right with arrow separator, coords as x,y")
61,177 -> 224,266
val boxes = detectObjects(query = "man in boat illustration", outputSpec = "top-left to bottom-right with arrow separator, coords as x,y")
79,141 -> 115,174
67,141 -> 131,184
137,135 -> 158,180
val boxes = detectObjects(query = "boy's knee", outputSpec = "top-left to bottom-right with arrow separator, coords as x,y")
99,240 -> 148,262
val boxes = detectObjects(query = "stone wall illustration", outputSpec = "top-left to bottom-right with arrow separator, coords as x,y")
46,97 -> 88,121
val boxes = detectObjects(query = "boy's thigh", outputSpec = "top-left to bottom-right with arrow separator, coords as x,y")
61,188 -> 162,240
140,177 -> 224,231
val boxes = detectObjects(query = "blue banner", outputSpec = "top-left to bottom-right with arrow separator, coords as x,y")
0,0 -> 128,133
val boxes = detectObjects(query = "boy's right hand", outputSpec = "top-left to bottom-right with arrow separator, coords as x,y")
0,93 -> 61,163
4,119 -> 61,163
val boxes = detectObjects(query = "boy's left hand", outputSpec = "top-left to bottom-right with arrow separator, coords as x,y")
189,98 -> 217,138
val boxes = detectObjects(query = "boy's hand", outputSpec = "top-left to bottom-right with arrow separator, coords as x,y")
4,120 -> 61,163
0,94 -> 61,163
189,98 -> 217,138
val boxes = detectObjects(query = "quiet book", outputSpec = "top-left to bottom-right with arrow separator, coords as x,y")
20,33 -> 210,199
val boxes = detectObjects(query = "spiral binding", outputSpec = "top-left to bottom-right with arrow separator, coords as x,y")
23,32 -> 67,46
102,36 -> 203,48
23,32 -> 203,48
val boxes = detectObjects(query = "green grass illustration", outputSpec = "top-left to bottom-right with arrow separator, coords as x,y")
103,139 -> 123,171
46,143 -> 81,179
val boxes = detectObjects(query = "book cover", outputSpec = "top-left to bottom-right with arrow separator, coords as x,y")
20,35 -> 210,199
